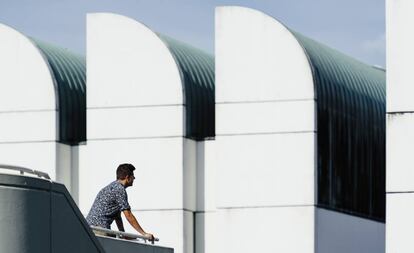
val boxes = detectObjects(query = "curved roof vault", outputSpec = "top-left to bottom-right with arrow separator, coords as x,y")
289,9 -> 385,221
32,39 -> 86,145
294,32 -> 385,221
158,35 -> 215,140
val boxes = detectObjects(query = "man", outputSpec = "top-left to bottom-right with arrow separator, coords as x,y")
86,163 -> 154,241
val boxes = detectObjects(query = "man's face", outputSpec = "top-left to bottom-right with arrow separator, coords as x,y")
126,173 -> 135,187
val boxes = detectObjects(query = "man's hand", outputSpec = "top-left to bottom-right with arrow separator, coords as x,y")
144,232 -> 155,241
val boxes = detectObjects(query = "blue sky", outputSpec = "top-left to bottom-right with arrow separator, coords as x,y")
0,0 -> 385,66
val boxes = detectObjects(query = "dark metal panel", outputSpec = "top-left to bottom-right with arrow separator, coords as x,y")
31,39 -> 86,145
158,35 -> 215,140
0,185 -> 51,253
293,32 -> 385,221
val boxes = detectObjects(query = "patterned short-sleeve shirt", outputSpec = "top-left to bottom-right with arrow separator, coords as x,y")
86,181 -> 131,229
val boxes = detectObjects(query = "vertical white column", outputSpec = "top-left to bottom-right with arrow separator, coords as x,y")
83,13 -> 194,253
70,145 -> 80,204
56,143 -> 72,192
215,7 -> 315,253
386,1 -> 414,252
195,140 -> 217,253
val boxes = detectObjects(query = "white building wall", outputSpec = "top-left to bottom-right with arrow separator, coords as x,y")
0,23 -> 73,189
386,1 -> 414,252
83,13 -> 195,253
215,7 -> 316,253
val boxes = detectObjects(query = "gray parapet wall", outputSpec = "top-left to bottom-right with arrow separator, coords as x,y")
0,173 -> 103,253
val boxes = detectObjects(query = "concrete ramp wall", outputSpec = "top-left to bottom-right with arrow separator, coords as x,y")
0,173 -> 103,253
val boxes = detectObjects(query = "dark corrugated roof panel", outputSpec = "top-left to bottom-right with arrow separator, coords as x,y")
31,39 -> 86,145
158,34 -> 215,140
293,32 -> 385,221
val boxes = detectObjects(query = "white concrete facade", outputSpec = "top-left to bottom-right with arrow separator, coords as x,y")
215,6 -> 384,253
387,193 -> 414,253
0,23 -> 74,191
386,1 -> 414,252
83,13 -> 197,253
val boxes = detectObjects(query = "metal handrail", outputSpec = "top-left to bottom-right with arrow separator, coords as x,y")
0,164 -> 51,180
90,226 -> 159,244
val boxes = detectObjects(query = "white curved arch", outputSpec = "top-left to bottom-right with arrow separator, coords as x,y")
215,6 -> 314,102
215,6 -> 317,253
87,13 -> 183,108
0,23 -> 56,112
0,23 -> 57,143
216,4 -> 316,206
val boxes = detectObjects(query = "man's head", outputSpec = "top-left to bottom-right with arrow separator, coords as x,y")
116,163 -> 136,187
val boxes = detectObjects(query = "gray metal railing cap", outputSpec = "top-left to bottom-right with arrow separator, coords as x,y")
90,226 -> 159,244
0,164 -> 51,180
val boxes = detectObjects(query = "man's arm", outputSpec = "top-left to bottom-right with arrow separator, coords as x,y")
115,213 -> 125,232
122,209 -> 154,240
